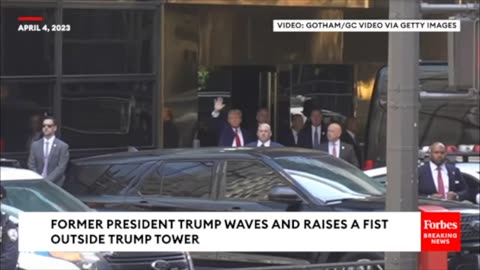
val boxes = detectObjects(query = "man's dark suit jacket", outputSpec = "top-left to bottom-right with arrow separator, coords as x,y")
341,131 -> 362,168
245,141 -> 284,147
211,112 -> 253,147
418,162 -> 468,201
319,142 -> 359,168
297,125 -> 327,149
279,129 -> 297,147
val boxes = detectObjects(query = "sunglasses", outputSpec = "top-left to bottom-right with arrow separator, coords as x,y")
43,124 -> 54,128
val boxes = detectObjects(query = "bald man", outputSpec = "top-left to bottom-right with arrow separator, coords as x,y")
245,124 -> 283,148
418,142 -> 468,201
319,122 -> 359,167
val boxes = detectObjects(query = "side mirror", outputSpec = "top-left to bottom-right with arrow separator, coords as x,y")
268,186 -> 302,204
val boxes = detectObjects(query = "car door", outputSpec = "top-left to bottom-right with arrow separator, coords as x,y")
215,159 -> 306,211
214,159 -> 313,266
68,162 -> 156,211
128,159 -> 228,211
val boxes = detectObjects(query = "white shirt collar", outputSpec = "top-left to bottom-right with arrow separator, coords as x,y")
44,136 -> 55,144
257,140 -> 271,147
329,139 -> 340,145
430,161 -> 446,171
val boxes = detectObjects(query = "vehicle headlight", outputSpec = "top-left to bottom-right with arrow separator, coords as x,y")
47,252 -> 100,270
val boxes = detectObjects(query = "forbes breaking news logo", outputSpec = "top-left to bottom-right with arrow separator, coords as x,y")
421,212 -> 461,252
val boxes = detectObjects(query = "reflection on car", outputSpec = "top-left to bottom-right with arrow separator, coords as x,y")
63,147 -> 479,268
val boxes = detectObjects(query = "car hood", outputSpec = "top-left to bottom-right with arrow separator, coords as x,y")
330,196 -> 479,212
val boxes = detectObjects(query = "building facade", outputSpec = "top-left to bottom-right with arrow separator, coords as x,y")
1,0 -> 453,162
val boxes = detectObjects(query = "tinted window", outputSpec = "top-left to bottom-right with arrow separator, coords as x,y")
0,8 -> 55,75
275,156 -> 384,201
0,81 -> 53,152
372,175 -> 387,186
140,161 -> 213,198
224,161 -> 288,201
63,9 -> 153,74
61,81 -> 154,148
68,163 -> 144,195
2,180 -> 91,212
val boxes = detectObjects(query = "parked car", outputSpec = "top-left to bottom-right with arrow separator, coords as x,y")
365,152 -> 480,205
63,147 -> 480,268
0,166 -> 195,270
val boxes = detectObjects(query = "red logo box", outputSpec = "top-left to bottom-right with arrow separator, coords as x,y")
421,211 -> 461,252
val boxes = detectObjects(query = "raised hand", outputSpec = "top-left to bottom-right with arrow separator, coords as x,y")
213,97 -> 225,112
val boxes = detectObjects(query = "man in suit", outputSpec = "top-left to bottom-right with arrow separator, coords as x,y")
418,142 -> 468,201
211,97 -> 252,147
279,114 -> 304,147
248,108 -> 270,140
297,108 -> 327,149
320,122 -> 359,167
246,123 -> 283,148
28,116 -> 70,186
341,116 -> 362,167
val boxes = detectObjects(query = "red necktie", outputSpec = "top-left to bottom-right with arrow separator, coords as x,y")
332,144 -> 337,157
234,128 -> 242,147
436,167 -> 445,198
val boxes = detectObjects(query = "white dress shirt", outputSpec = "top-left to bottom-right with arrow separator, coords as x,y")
311,125 -> 322,145
430,161 -> 449,196
291,129 -> 299,144
328,140 -> 340,158
232,128 -> 244,147
257,140 -> 271,147
43,136 -> 55,157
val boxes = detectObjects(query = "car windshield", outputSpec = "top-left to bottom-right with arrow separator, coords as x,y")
274,156 -> 385,202
371,175 -> 388,186
2,180 -> 91,212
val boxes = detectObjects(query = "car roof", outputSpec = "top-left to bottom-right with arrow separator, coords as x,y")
0,167 -> 43,181
364,167 -> 387,177
72,147 -> 331,165
364,162 -> 479,178
454,163 -> 480,176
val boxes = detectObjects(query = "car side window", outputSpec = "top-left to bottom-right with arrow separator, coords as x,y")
140,161 -> 214,198
71,163 -> 144,195
224,160 -> 288,201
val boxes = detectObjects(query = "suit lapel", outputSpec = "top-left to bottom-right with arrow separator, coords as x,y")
36,140 -> 45,169
47,139 -> 58,163
339,143 -> 346,159
309,126 -> 316,147
446,165 -> 456,191
425,163 -> 438,193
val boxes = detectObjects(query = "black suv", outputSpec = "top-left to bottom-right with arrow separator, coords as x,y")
64,147 -> 480,268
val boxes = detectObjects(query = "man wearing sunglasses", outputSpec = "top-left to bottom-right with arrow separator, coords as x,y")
27,116 -> 70,186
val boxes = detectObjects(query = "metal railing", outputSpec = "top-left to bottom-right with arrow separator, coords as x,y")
217,260 -> 385,270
